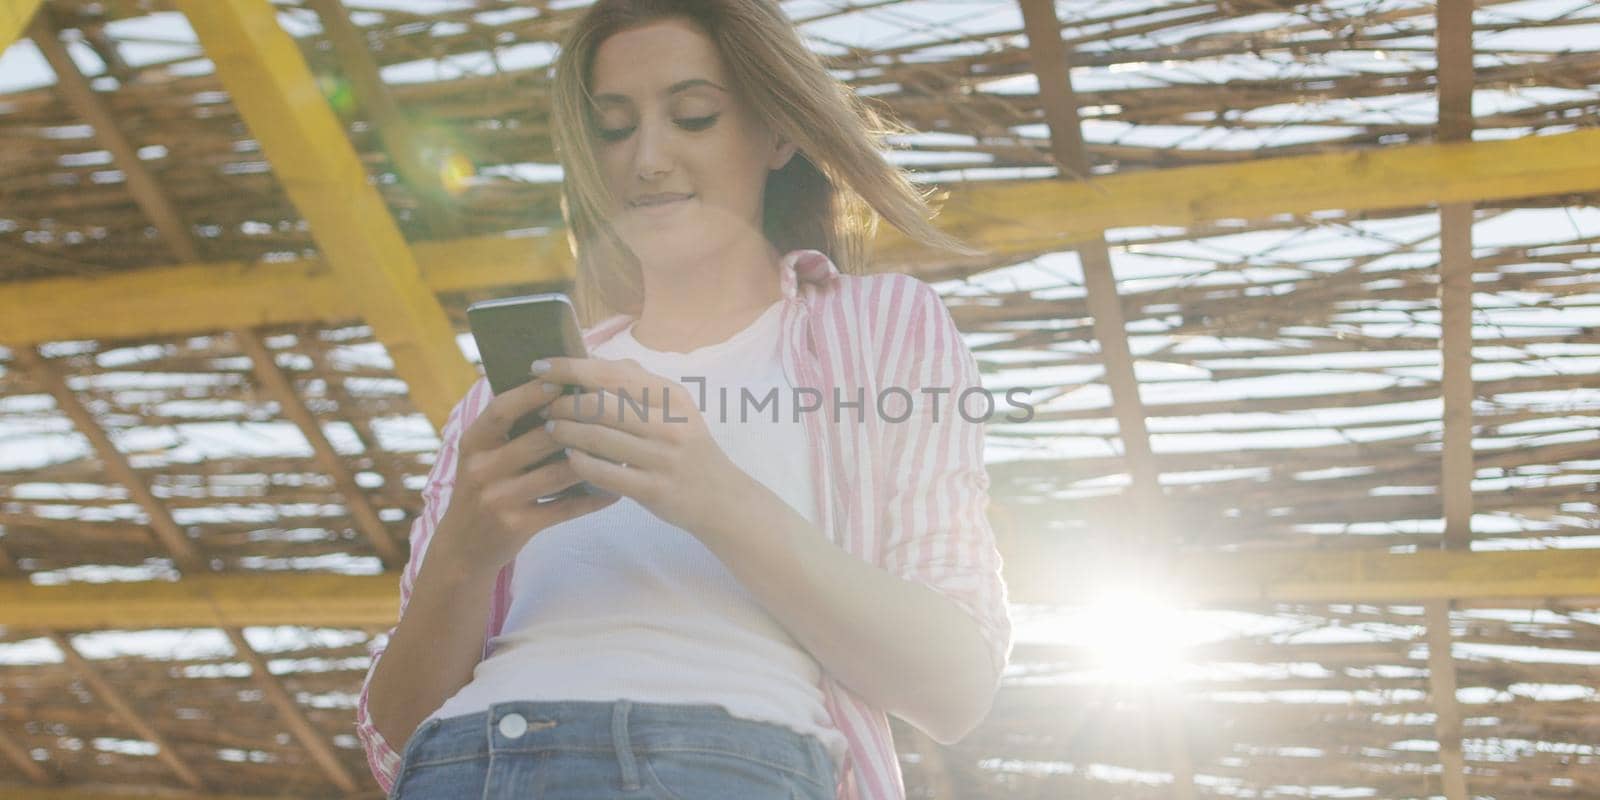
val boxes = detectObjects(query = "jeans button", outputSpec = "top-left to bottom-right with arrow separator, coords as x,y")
498,712 -> 528,739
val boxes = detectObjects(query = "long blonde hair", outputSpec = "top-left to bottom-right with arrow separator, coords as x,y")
550,0 -> 970,325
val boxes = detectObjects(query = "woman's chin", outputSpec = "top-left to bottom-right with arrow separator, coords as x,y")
622,229 -> 716,264
616,205 -> 756,264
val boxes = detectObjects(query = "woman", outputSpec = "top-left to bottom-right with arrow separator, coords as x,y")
356,2 -> 1013,798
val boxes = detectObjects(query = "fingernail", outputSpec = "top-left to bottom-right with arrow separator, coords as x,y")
531,359 -> 551,375
540,381 -> 559,394
544,419 -> 556,433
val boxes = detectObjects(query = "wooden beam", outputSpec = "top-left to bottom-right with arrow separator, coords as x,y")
1006,546 -> 1600,608
876,125 -> 1600,261
1436,0 -> 1476,144
47,632 -> 205,790
1429,4 -> 1474,799
232,328 -> 405,569
29,13 -> 200,263
7,347 -> 206,573
1017,0 -> 1163,543
303,0 -> 460,238
1157,692 -> 1196,800
1425,601 -> 1470,800
0,726 -> 53,785
1437,0 -> 1477,551
173,0 -> 477,432
5,126 -> 1600,348
0,539 -> 20,577
0,572 -> 402,629
1003,13 -> 1193,795
6,548 -> 1600,629
1439,200 -> 1475,549
0,232 -> 572,345
78,22 -> 133,82
220,627 -> 359,793
0,0 -> 42,52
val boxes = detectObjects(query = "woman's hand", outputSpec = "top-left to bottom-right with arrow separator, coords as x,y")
437,378 -> 621,574
534,356 -> 742,535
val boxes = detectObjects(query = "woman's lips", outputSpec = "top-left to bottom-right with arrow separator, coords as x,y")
629,193 -> 695,214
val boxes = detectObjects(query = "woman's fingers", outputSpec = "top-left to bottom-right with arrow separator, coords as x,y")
545,389 -> 692,443
566,448 -> 655,501
526,485 -> 620,529
545,417 -> 665,470
536,358 -> 692,415
509,424 -> 565,472
463,379 -> 567,453
508,457 -> 584,501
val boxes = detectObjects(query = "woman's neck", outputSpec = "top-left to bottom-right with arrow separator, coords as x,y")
630,237 -> 785,354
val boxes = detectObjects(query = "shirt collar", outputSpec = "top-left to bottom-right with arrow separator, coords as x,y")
778,248 -> 840,302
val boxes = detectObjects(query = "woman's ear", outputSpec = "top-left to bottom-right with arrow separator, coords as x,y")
769,135 -> 799,171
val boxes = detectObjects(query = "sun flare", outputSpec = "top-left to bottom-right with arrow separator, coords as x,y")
1061,590 -> 1195,684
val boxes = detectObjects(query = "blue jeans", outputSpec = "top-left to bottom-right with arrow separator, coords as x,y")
390,699 -> 838,800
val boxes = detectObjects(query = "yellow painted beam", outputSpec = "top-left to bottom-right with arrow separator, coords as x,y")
877,126 -> 1600,260
0,233 -> 572,345
0,573 -> 401,629
6,127 -> 1600,348
0,0 -> 42,53
5,548 -> 1600,629
1005,546 -> 1600,608
174,0 -> 476,431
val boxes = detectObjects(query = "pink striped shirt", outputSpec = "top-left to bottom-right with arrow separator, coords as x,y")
355,249 -> 1014,800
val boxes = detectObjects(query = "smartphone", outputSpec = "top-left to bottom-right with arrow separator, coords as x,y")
467,292 -> 604,502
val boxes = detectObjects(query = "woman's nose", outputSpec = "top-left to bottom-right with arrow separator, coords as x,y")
632,118 -> 674,181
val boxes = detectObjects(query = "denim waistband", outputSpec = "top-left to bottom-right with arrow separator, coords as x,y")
402,699 -> 834,790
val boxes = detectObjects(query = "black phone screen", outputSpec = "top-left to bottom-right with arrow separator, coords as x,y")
467,293 -> 587,443
464,293 -> 610,504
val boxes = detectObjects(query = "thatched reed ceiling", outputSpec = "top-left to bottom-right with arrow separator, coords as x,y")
1,0 -> 1597,797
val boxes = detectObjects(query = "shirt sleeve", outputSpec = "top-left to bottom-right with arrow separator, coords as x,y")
354,379 -> 479,793
874,276 -> 1015,689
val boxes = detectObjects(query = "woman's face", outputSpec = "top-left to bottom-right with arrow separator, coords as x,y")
587,17 -> 795,267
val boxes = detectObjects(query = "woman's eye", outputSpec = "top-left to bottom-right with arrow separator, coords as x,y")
676,114 -> 719,131
595,114 -> 720,142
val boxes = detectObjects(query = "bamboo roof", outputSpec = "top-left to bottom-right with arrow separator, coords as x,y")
1,0 -> 1598,797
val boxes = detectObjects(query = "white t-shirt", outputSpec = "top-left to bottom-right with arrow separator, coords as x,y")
428,298 -> 848,774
